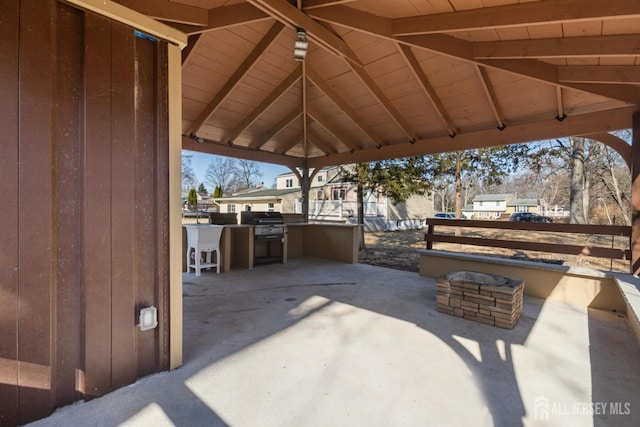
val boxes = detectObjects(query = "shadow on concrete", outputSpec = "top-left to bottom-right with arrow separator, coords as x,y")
28,258 -> 640,426
588,308 -> 640,427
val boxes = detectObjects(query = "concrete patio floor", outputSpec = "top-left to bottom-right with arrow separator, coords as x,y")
29,258 -> 640,426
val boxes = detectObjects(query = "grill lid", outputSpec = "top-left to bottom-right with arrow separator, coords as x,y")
240,211 -> 284,225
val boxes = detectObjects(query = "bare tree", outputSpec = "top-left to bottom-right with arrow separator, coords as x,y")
236,159 -> 263,190
181,154 -> 197,196
569,137 -> 589,223
432,176 -> 455,212
204,157 -> 239,195
588,139 -> 631,225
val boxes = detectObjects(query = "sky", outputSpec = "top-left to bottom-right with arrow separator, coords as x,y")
183,149 -> 291,189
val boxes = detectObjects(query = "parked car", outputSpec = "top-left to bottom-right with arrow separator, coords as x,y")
434,212 -> 456,219
509,212 -> 552,223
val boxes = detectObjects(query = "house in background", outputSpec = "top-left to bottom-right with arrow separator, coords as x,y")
214,187 -> 299,223
275,166 -> 387,220
469,194 -> 561,219
213,166 -> 434,226
472,193 -> 515,219
507,198 -> 542,215
276,166 -> 434,224
461,204 -> 475,219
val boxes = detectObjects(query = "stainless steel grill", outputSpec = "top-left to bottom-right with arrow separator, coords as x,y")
241,211 -> 285,265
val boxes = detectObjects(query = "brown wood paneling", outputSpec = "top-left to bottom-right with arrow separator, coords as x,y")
3,3 -> 173,421
134,35 -> 160,378
0,1 -> 20,425
155,42 -> 171,371
53,2 -> 84,408
17,0 -> 55,422
110,22 -> 137,390
83,12 -> 113,398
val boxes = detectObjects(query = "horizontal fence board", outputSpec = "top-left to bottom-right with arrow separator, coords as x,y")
424,234 -> 631,260
426,219 -> 631,236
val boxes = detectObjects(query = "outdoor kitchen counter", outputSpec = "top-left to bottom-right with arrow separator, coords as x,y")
221,225 -> 254,271
182,224 -> 254,273
183,223 -> 359,274
285,223 -> 360,264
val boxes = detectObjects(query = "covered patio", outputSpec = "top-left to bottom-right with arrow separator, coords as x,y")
29,259 -> 640,426
5,0 -> 640,424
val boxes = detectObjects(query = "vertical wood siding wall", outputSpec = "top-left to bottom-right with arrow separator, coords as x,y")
0,1 -> 170,425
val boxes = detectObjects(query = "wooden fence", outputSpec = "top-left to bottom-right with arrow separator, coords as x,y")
424,219 -> 631,264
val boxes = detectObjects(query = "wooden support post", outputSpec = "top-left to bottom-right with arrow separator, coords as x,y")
632,110 -> 640,274
426,222 -> 434,250
301,160 -> 310,222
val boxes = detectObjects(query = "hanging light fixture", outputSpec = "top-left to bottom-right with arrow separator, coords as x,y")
294,28 -> 308,61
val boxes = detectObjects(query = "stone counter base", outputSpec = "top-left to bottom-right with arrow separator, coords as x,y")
436,270 -> 525,329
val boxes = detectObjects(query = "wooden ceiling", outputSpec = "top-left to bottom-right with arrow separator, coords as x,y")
117,0 -> 640,169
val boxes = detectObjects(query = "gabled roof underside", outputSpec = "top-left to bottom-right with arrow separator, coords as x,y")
120,0 -> 640,169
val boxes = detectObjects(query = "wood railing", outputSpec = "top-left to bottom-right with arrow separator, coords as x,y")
425,219 -> 631,263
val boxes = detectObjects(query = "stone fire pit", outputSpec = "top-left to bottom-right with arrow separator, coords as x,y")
436,270 -> 525,329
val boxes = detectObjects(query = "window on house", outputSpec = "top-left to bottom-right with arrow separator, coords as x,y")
227,204 -> 236,213
479,201 -> 483,206
267,202 -> 274,212
333,189 -> 346,200
318,175 -> 323,183
285,178 -> 293,188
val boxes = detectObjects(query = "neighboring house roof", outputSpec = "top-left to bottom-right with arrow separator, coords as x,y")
462,204 -> 474,211
508,198 -> 540,206
473,193 -> 515,202
214,188 -> 299,202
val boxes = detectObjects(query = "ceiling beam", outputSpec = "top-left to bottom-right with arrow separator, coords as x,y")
475,65 -> 506,130
65,0 -> 187,48
309,106 -> 638,168
247,0 -> 363,66
310,5 -> 640,103
302,61 -> 309,157
181,34 -> 202,65
473,34 -> 640,59
303,0 -> 357,10
307,134 -> 338,155
249,108 -> 302,150
114,0 -> 208,26
479,59 -> 640,104
187,22 -> 285,136
307,104 -> 361,151
398,43 -> 458,136
170,3 -> 271,35
347,61 -> 419,142
556,87 -> 566,121
559,66 -> 640,84
391,0 -> 640,36
224,64 -> 302,143
306,67 -> 385,148
182,136 -> 302,168
275,135 -> 304,154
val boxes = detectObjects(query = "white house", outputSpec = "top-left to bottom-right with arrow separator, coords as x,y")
276,166 -> 434,223
213,188 -> 299,223
213,166 -> 434,225
472,193 -> 514,219
470,194 -> 549,219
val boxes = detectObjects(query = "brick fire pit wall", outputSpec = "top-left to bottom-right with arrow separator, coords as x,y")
436,270 -> 525,329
